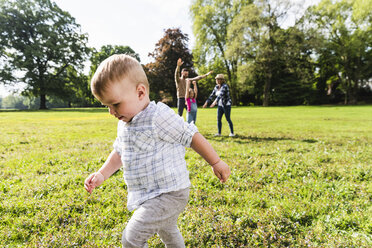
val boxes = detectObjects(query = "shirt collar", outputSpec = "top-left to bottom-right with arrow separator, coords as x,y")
124,101 -> 154,125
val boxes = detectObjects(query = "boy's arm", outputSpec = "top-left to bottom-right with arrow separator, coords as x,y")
84,150 -> 122,193
190,132 -> 230,183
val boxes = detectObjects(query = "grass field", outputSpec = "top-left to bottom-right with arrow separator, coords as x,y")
1,105 -> 372,247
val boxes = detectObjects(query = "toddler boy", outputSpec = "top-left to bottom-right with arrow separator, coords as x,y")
84,54 -> 230,247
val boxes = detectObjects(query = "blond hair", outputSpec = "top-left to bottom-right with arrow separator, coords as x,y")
90,54 -> 149,98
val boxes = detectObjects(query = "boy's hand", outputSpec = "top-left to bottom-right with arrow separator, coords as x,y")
211,160 -> 231,183
84,172 -> 104,194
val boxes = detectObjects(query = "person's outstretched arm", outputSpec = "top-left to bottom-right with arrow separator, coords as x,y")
203,86 -> 217,108
190,133 -> 230,183
84,150 -> 122,193
188,70 -> 213,82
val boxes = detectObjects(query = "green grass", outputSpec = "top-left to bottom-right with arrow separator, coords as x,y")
1,105 -> 372,247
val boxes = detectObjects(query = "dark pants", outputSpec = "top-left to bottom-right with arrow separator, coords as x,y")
217,105 -> 234,134
177,98 -> 186,116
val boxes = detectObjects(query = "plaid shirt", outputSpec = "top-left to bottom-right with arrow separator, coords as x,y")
206,83 -> 232,106
113,101 -> 198,211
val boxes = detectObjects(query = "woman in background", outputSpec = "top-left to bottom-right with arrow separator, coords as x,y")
203,74 -> 235,137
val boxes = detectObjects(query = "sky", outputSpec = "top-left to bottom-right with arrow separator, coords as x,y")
0,0 -> 194,97
0,0 -> 318,97
55,0 -> 195,65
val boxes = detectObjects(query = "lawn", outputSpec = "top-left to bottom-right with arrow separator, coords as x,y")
0,105 -> 371,247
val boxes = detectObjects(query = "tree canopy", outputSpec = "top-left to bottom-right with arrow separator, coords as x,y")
145,28 -> 194,105
0,0 -> 371,109
304,0 -> 372,104
0,0 -> 89,109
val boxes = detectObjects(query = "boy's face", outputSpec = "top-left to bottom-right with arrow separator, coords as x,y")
97,78 -> 148,123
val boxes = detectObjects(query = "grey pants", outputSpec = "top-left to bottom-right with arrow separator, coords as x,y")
122,188 -> 190,248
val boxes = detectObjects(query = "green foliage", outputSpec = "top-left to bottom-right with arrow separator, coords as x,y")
0,0 -> 89,109
1,95 -> 28,109
195,59 -> 225,105
305,0 -> 372,104
0,94 -> 71,109
191,0 -> 371,106
190,0 -> 242,104
1,106 -> 371,247
226,0 -> 316,106
89,45 -> 140,81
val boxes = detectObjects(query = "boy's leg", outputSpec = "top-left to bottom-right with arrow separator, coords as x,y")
157,223 -> 184,248
156,188 -> 190,248
122,221 -> 151,248
122,188 -> 190,248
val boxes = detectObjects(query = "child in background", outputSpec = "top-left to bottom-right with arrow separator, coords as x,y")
84,54 -> 231,247
185,80 -> 198,124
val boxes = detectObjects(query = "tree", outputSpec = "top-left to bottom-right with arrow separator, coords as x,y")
305,0 -> 372,104
56,66 -> 90,107
227,0 -> 311,106
190,0 -> 251,105
89,45 -> 140,79
145,28 -> 194,106
0,0 -> 89,109
1,95 -> 27,109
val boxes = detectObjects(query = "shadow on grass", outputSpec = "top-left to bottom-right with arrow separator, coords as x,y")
204,134 -> 318,144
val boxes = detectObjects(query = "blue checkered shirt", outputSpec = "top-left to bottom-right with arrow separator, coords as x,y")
113,101 -> 198,211
206,83 -> 232,106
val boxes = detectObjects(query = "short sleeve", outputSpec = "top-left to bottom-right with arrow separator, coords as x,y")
155,102 -> 198,147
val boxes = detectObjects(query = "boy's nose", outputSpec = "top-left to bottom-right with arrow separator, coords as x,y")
108,107 -> 116,116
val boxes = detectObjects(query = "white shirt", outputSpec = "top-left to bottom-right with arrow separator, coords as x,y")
113,101 -> 198,211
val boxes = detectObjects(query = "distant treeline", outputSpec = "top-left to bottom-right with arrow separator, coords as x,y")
0,0 -> 371,109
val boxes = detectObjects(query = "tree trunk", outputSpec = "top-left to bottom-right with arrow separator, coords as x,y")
263,70 -> 272,107
345,79 -> 358,105
349,79 -> 359,104
39,94 -> 47,109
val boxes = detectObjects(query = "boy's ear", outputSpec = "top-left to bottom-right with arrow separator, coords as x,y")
137,83 -> 147,99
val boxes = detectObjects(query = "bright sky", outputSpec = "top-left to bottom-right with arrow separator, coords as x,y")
0,0 -> 194,97
0,0 -> 318,97
55,0 -> 195,64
